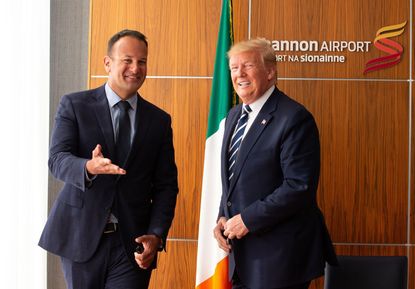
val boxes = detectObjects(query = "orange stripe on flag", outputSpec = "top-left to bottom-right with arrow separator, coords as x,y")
196,257 -> 231,289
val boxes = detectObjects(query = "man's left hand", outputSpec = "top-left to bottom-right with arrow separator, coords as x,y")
134,235 -> 162,269
223,214 -> 249,240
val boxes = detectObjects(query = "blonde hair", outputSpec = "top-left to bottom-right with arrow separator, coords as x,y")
227,38 -> 276,67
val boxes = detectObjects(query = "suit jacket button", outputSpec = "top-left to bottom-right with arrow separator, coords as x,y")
227,201 -> 232,207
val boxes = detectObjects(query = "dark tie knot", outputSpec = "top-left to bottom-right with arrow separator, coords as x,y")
242,104 -> 252,115
117,100 -> 131,112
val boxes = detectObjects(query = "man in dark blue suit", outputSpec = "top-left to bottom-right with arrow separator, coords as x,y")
39,30 -> 178,289
213,38 -> 337,289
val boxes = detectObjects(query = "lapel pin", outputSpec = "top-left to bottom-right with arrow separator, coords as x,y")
261,119 -> 267,125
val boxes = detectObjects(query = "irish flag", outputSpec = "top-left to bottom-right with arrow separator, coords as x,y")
195,0 -> 236,288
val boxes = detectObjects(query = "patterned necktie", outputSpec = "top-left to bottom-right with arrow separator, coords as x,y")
228,105 -> 252,181
115,101 -> 131,166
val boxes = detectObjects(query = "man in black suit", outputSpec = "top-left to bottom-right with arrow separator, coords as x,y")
39,29 -> 178,289
213,38 -> 337,289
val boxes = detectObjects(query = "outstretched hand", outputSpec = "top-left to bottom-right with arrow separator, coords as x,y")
86,144 -> 126,175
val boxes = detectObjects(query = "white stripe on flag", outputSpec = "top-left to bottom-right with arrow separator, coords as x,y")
196,119 -> 228,284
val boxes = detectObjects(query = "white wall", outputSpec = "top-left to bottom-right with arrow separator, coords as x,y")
0,1 -> 49,288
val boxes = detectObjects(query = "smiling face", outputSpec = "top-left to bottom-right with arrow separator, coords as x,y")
104,36 -> 148,100
229,50 -> 276,104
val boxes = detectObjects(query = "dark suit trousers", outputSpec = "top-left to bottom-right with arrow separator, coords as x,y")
232,272 -> 310,289
61,231 -> 151,289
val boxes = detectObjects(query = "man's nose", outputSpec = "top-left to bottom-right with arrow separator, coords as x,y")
129,62 -> 140,73
235,67 -> 245,76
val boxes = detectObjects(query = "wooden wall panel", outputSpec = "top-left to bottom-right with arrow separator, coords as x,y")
334,244 -> 407,257
149,241 -> 197,289
411,11 -> 415,245
90,77 -> 211,239
89,77 -> 106,89
232,0 -> 249,42
250,0 -> 410,79
413,1 -> 415,80
411,81 -> 415,244
278,80 -> 409,243
89,0 -> 221,77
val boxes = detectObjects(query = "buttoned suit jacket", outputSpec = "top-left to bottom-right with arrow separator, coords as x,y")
39,85 -> 178,269
219,87 -> 337,289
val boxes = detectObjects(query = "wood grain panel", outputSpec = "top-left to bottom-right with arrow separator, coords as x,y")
412,81 -> 415,244
89,77 -> 106,89
334,244 -> 407,255
409,1 -> 415,246
233,0 -> 249,42
278,80 -> 409,243
90,77 -> 211,239
149,240 -> 197,289
250,0 -> 410,79
89,0 -> 221,77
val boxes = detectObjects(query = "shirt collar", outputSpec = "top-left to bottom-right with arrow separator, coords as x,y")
243,85 -> 275,113
105,82 -> 137,111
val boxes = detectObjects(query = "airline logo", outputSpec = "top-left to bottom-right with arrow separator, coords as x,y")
364,21 -> 407,74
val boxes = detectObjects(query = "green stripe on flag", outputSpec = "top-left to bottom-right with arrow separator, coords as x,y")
206,0 -> 237,139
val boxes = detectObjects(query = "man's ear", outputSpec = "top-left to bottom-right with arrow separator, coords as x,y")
104,56 -> 111,73
267,66 -> 276,81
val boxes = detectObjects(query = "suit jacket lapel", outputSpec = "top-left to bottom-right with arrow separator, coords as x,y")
93,86 -> 116,159
228,89 -> 279,197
